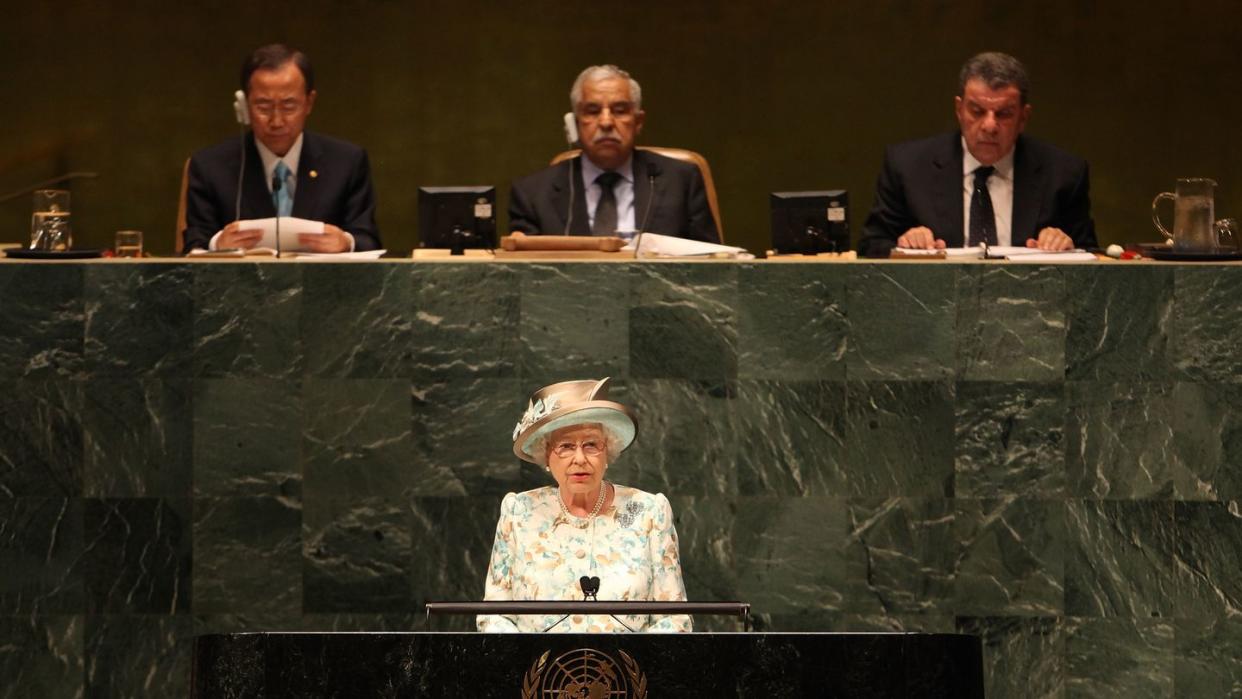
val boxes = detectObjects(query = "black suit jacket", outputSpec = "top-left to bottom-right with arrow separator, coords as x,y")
858,132 -> 1096,256
508,149 -> 720,243
182,130 -> 380,253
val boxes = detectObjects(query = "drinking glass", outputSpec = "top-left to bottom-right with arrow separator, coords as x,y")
31,189 -> 72,251
115,230 -> 143,258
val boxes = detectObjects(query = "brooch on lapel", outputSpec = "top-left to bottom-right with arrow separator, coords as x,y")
309,170 -> 318,179
617,500 -> 645,528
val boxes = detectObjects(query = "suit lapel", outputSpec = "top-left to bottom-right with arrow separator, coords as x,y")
932,134 -> 964,246
551,157 -> 591,235
632,150 -> 653,232
1011,137 -> 1043,244
242,133 -> 276,219
291,132 -> 319,220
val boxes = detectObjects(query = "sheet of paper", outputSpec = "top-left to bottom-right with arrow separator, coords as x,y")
987,245 -> 1049,257
987,245 -> 1090,257
187,248 -> 245,257
235,217 -> 325,252
893,246 -> 984,258
984,245 -> 1095,262
629,232 -> 754,259
289,249 -> 387,260
1003,251 -> 1098,262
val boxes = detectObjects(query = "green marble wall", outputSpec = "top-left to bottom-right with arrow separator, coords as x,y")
2,260 -> 1241,697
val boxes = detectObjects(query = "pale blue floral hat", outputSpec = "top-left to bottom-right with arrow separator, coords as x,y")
512,377 -> 637,463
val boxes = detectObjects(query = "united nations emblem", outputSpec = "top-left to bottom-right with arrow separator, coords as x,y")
522,648 -> 647,698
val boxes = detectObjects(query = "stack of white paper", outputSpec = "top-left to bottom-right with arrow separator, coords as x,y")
630,232 -> 754,259
894,246 -> 984,258
988,246 -> 1096,262
235,216 -> 325,251
893,245 -> 1097,262
289,250 -> 387,260
1001,251 -> 1097,262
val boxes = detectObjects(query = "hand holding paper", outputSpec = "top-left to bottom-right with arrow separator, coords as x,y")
300,223 -> 352,253
232,216 -> 326,252
216,220 -> 265,250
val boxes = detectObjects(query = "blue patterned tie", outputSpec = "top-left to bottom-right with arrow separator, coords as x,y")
272,161 -> 292,217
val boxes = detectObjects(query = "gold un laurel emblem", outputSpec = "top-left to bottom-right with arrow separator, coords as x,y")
522,648 -> 647,698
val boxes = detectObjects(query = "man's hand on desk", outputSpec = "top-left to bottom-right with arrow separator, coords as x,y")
217,221 -> 265,249
299,224 -> 351,253
896,226 -> 946,250
1026,227 -> 1074,251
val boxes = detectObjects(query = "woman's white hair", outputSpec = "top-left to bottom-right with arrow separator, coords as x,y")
569,65 -> 643,112
530,421 -> 625,467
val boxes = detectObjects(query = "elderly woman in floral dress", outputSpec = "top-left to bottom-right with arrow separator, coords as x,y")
477,378 -> 692,633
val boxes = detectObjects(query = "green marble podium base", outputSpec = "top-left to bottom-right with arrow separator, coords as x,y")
2,260 -> 1241,697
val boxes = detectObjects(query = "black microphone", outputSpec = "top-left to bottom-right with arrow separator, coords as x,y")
634,160 -> 661,255
271,171 -> 283,257
579,575 -> 601,601
563,156 -> 577,235
233,91 -> 249,224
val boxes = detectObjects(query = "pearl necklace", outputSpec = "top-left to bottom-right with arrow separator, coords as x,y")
558,481 -> 609,526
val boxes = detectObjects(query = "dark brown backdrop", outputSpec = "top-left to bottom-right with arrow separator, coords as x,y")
2,0 -> 1238,255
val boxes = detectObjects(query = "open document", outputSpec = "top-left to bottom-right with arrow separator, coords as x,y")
286,249 -> 386,260
185,217 -> 327,255
240,216 -> 324,251
629,232 -> 755,259
892,245 -> 1095,262
985,246 -> 1096,262
892,246 -> 984,259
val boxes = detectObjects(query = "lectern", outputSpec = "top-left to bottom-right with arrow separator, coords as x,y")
193,601 -> 983,698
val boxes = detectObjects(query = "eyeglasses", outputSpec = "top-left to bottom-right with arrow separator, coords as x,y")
551,440 -> 605,458
250,99 -> 306,118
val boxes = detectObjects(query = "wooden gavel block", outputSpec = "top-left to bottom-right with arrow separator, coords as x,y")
501,232 -> 626,252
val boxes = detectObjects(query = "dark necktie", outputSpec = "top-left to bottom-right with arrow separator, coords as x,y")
968,165 -> 997,246
592,171 -> 622,236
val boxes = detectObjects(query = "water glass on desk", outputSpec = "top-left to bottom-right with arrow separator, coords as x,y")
30,189 -> 72,251
115,230 -> 143,257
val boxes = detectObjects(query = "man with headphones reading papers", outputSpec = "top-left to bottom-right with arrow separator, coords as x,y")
508,65 -> 720,243
181,44 -> 381,254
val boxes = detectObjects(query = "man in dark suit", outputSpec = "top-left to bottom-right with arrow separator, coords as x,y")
182,44 -> 380,254
859,52 -> 1095,257
508,65 -> 720,244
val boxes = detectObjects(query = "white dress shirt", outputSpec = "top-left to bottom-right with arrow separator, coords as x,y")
581,155 -> 636,234
961,138 -> 1015,247
256,133 -> 303,200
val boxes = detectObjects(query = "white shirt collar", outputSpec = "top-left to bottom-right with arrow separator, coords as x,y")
961,137 -> 1015,180
255,133 -> 304,185
581,153 -> 634,187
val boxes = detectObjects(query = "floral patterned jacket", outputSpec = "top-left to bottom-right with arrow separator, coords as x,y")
477,484 -> 692,633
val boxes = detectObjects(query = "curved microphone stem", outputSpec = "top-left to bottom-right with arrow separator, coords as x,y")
541,614 -> 571,633
272,173 -> 282,257
563,157 -> 577,235
608,615 -> 636,632
234,126 -> 247,223
634,173 -> 658,256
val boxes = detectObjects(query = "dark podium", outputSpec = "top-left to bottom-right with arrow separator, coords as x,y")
192,631 -> 983,697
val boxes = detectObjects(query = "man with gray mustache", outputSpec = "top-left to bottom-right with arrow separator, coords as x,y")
508,65 -> 720,243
